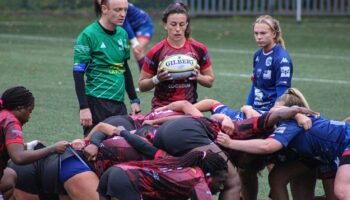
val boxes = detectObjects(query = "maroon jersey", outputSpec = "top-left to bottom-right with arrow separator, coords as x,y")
118,164 -> 213,200
231,112 -> 272,139
143,39 -> 212,110
93,136 -> 147,177
0,110 -> 24,178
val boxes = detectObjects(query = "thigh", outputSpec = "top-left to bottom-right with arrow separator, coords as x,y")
64,171 -> 99,200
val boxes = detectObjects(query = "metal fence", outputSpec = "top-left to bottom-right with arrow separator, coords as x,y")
184,0 -> 350,16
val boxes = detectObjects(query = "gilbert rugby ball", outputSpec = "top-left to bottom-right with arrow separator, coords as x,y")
159,54 -> 197,80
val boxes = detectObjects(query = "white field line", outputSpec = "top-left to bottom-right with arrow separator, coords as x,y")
1,33 -> 349,61
218,72 -> 350,85
210,48 -> 350,61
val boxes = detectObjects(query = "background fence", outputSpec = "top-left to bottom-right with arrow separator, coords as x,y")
184,0 -> 350,16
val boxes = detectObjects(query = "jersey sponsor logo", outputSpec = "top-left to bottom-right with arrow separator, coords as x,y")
168,83 -> 191,89
255,56 -> 259,62
254,88 -> 263,101
265,56 -> 272,66
263,70 -> 271,79
280,57 -> 289,64
274,126 -> 286,134
280,66 -> 291,78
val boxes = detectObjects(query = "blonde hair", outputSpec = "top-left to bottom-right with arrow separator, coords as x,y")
254,15 -> 285,49
277,88 -> 310,109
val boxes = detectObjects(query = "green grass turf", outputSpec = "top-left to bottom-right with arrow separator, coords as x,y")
0,12 -> 349,199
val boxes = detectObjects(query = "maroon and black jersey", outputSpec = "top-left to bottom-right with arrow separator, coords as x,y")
0,110 -> 24,178
143,39 -> 212,110
118,164 -> 213,200
231,112 -> 272,139
93,136 -> 147,177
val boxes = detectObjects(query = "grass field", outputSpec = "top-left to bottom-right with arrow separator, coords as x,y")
0,12 -> 349,199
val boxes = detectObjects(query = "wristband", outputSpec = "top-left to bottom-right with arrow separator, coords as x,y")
130,98 -> 140,104
130,37 -> 140,48
152,75 -> 160,85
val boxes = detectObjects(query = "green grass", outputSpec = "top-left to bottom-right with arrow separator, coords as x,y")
1,13 -> 349,199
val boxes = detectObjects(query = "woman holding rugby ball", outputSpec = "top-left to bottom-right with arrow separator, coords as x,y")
138,2 -> 215,110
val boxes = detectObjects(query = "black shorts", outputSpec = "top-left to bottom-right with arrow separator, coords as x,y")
153,117 -> 212,156
8,154 -> 65,199
98,166 -> 140,200
103,115 -> 136,131
84,96 -> 127,136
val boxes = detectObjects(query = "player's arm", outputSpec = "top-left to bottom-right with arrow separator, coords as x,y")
124,60 -> 141,114
240,105 -> 261,118
155,100 -> 203,117
73,34 -> 93,127
193,99 -> 221,112
120,130 -> 158,159
217,132 -> 283,154
266,106 -> 319,130
195,67 -> 214,88
138,69 -> 172,92
85,122 -> 119,140
210,114 -> 235,135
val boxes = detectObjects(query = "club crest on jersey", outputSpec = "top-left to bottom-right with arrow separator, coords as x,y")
280,66 -> 291,78
263,70 -> 271,79
265,56 -> 272,66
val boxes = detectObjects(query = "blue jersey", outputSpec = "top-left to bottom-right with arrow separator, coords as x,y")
247,44 -> 293,111
123,3 -> 153,39
270,117 -> 350,169
211,104 -> 266,121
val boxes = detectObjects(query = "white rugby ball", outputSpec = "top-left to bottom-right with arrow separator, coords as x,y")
159,54 -> 197,80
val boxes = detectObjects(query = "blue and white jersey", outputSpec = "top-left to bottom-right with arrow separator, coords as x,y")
250,44 -> 293,111
123,3 -> 153,39
269,116 -> 350,168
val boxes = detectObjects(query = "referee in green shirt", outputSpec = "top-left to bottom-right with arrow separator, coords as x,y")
73,0 -> 141,136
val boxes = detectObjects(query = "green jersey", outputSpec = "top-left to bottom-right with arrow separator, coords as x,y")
74,21 -> 130,102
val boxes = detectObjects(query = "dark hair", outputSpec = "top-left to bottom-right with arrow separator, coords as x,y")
94,0 -> 109,17
126,150 -> 228,177
0,86 -> 34,111
162,2 -> 191,39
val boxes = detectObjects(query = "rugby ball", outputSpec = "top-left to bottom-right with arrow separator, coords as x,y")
159,54 -> 197,80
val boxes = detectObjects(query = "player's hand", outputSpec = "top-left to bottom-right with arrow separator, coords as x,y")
216,131 -> 232,148
221,116 -> 235,135
157,69 -> 173,82
132,45 -> 143,56
188,65 -> 200,81
80,108 -> 93,127
131,103 -> 141,115
71,139 -> 85,150
50,141 -> 69,154
295,113 -> 313,130
83,144 -> 99,161
154,105 -> 169,112
142,120 -> 154,126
